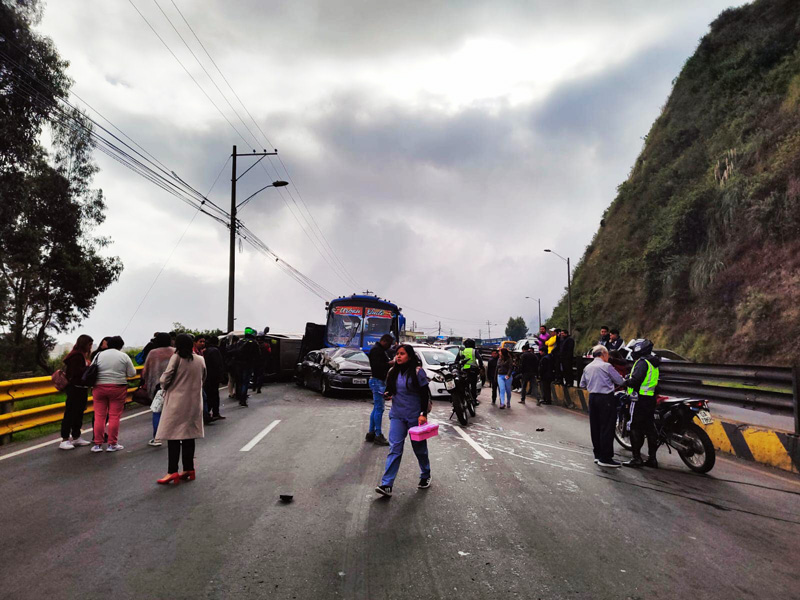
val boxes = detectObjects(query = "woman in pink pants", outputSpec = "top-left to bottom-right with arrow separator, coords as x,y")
91,336 -> 136,452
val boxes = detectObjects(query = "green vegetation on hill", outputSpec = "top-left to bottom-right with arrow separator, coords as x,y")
548,0 -> 800,364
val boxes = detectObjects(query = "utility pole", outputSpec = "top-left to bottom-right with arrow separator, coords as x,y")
486,320 -> 492,339
438,321 -> 441,336
478,328 -> 482,341
227,145 -> 284,333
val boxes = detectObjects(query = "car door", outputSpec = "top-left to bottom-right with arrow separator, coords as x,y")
302,351 -> 319,387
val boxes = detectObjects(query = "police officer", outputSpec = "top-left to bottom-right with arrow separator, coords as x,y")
623,339 -> 661,468
460,339 -> 484,405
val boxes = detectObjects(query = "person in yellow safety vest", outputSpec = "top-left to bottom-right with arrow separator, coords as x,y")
460,339 -> 484,405
622,339 -> 662,469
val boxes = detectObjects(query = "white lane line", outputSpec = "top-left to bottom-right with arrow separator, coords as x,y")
0,409 -> 151,462
240,419 -> 281,452
452,425 -> 493,460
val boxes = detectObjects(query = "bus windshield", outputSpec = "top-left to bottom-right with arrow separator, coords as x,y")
327,305 -> 363,348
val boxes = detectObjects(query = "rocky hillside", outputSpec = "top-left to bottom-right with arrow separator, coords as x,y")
548,0 -> 800,364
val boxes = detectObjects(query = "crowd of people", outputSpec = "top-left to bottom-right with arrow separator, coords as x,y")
55,326 -> 274,484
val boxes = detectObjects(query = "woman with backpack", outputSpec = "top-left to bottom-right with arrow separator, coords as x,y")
58,335 -> 94,450
375,344 -> 432,497
156,334 -> 206,485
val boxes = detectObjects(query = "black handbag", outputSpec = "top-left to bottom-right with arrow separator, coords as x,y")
81,356 -> 99,387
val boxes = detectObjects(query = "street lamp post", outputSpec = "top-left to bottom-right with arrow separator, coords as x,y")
524,296 -> 542,329
228,144 -> 288,332
543,249 -> 571,334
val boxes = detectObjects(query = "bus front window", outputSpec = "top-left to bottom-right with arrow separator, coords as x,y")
327,306 -> 363,348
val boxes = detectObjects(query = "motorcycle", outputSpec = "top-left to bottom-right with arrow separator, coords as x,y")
430,358 -> 474,426
614,391 -> 716,473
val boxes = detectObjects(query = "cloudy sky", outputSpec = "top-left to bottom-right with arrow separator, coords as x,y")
37,0 -> 744,345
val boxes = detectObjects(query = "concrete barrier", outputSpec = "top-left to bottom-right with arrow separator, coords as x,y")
545,382 -> 800,475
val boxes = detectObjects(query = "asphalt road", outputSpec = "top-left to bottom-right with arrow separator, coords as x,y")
1,383 -> 798,600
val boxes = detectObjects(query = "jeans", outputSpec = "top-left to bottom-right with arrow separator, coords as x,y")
497,374 -> 512,406
381,417 -> 431,486
168,439 -> 195,473
236,365 -> 253,401
368,378 -> 386,435
152,411 -> 161,438
589,392 -> 616,462
92,384 -> 127,445
61,385 -> 88,440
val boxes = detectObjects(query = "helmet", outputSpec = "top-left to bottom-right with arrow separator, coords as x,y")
244,327 -> 257,337
464,338 -> 475,348
631,339 -> 654,360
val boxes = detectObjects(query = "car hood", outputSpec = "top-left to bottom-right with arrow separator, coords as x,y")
328,357 -> 370,371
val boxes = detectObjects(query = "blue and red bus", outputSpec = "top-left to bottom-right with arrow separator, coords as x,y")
325,294 -> 404,351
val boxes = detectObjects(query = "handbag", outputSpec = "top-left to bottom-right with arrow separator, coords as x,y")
52,369 -> 69,391
151,389 -> 165,413
132,386 -> 152,406
81,355 -> 100,387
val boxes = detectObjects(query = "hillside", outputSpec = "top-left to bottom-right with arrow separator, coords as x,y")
548,0 -> 800,364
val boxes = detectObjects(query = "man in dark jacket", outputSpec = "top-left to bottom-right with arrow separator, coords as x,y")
519,345 -> 539,403
366,334 -> 393,446
598,326 -> 610,348
232,328 -> 262,407
559,330 -> 576,386
538,352 -> 556,405
607,329 -> 625,352
204,336 -> 225,420
486,349 -> 499,404
623,340 -> 661,468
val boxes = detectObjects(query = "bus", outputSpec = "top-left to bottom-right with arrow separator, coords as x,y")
325,294 -> 405,351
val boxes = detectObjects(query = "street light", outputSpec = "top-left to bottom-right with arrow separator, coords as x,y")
524,296 -> 542,329
544,249 -> 572,334
237,180 -> 288,210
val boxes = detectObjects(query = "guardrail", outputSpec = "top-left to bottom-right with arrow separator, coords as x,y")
0,368 -> 143,443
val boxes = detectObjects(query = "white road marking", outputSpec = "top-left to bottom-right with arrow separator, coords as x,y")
481,443 -> 588,474
240,419 -> 281,452
452,425 -> 493,460
469,428 -> 594,457
0,409 -> 151,462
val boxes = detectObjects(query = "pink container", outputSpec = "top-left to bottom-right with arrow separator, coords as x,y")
409,422 -> 439,441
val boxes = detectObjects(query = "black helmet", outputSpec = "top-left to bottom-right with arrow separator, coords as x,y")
631,339 -> 654,360
464,338 -> 475,348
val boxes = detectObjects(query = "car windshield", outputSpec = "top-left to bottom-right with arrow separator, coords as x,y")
445,347 -> 460,356
421,350 -> 456,365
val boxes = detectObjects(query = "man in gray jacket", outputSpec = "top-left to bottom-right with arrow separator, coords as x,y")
580,345 -> 625,467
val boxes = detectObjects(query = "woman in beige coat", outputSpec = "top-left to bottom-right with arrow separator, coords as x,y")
156,334 -> 206,485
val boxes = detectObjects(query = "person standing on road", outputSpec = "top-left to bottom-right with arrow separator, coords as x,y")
91,336 -> 136,453
375,344 -> 432,497
232,328 -> 261,407
623,339 -> 661,469
459,339 -> 484,404
156,334 -> 206,485
141,332 -> 175,447
487,349 -> 499,404
559,330 -> 575,387
580,345 -> 625,468
607,329 -> 624,353
204,336 -> 225,420
519,345 -> 538,404
496,347 -> 513,409
59,334 -> 94,450
366,334 -> 393,446
538,350 -> 556,405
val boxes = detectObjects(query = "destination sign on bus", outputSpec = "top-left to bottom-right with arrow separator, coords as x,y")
332,306 -> 363,317
365,308 -> 393,319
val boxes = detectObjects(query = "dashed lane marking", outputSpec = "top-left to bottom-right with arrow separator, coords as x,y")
452,425 -> 493,460
240,419 -> 281,452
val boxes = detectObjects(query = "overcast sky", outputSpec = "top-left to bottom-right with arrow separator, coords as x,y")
37,0 -> 744,345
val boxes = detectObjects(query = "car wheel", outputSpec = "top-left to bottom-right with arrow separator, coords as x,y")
321,376 -> 332,397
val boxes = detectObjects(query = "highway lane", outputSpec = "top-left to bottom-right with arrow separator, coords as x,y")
1,383 -> 798,599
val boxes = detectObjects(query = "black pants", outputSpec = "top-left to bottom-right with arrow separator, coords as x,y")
61,385 -> 88,440
561,360 -> 573,386
168,439 -> 196,474
520,373 -> 537,401
205,380 -> 221,417
489,375 -> 497,402
589,392 -> 616,462
630,395 -> 658,459
466,370 -> 479,399
539,380 -> 553,404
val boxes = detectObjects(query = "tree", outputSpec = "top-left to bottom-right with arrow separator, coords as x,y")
0,1 -> 122,375
171,322 -> 225,339
505,316 -> 528,341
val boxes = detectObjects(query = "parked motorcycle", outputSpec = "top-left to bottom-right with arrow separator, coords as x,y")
430,358 -> 473,426
614,391 -> 716,473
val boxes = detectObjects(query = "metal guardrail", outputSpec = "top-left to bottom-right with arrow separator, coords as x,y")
0,368 -> 143,441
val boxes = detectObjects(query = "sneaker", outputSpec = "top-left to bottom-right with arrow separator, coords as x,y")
623,457 -> 644,468
70,437 -> 90,447
519,400 -> 526,404
597,459 -> 622,468
418,476 -> 432,489
106,443 -> 124,452
373,434 -> 390,446
213,414 -> 226,420
375,485 -> 392,497
593,458 -> 599,464
148,439 -> 162,447
90,445 -> 104,453
365,432 -> 375,442
499,405 -> 505,409
644,458 -> 659,469
59,440 -> 75,450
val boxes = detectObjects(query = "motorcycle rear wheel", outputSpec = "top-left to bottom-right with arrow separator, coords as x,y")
676,423 -> 716,473
452,393 -> 469,426
614,415 -> 632,450
466,395 -> 476,417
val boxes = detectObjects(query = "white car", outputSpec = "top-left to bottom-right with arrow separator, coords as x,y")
416,347 -> 457,398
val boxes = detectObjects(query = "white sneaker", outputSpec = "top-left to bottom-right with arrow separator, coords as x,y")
105,443 -> 124,452
71,437 -> 90,447
91,445 -> 104,453
59,440 -> 75,450
148,439 -> 162,447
